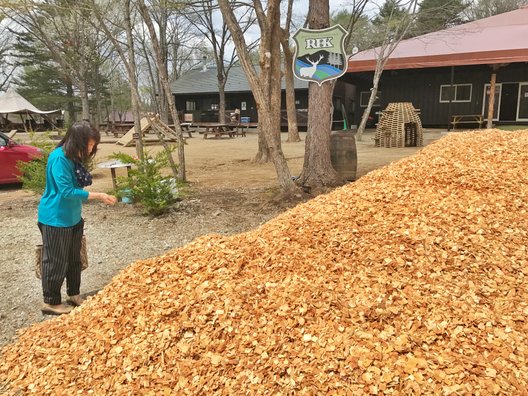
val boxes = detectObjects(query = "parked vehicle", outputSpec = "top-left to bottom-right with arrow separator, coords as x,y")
0,132 -> 43,184
365,110 -> 379,128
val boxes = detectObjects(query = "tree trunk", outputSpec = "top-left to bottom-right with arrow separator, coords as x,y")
260,110 -> 294,189
298,0 -> 341,188
356,66 -> 382,141
254,128 -> 271,163
257,1 -> 295,191
138,35 -> 160,115
281,30 -> 300,143
218,0 -> 296,192
218,77 -> 227,123
298,81 -> 341,187
158,76 -> 169,123
94,64 -> 102,128
89,0 -> 144,159
158,4 -> 169,124
66,80 -> 75,126
124,0 -> 144,160
79,79 -> 90,121
138,0 -> 186,181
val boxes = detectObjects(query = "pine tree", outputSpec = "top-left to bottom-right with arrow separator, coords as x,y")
11,31 -> 74,111
414,0 -> 467,35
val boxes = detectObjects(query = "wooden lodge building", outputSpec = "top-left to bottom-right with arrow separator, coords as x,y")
345,6 -> 528,128
170,66 -> 355,129
171,7 -> 528,130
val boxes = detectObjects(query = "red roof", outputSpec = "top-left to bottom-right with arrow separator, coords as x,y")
347,7 -> 528,72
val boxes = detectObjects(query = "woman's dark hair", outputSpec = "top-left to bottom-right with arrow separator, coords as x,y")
58,120 -> 101,163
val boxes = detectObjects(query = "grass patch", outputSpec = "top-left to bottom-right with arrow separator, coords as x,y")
495,124 -> 528,131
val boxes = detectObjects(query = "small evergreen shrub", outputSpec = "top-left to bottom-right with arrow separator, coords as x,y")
111,150 -> 181,216
17,132 -> 55,195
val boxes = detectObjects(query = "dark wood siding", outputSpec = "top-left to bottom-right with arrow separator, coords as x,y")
174,90 -> 309,124
343,62 -> 528,127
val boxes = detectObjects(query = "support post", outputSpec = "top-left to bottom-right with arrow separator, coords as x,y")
447,66 -> 454,131
486,72 -> 496,129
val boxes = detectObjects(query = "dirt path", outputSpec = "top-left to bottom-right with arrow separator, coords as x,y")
0,129 -> 446,347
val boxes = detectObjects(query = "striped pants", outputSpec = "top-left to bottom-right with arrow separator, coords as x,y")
38,219 -> 84,305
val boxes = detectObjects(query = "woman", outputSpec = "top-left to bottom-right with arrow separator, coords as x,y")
38,121 -> 117,315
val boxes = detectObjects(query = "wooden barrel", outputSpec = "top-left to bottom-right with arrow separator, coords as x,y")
330,130 -> 357,181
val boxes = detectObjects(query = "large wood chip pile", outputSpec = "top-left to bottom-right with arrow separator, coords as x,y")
1,130 -> 527,395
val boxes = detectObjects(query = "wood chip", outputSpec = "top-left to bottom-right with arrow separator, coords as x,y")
1,130 -> 527,394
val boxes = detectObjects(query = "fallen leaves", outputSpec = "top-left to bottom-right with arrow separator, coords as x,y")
1,130 -> 527,395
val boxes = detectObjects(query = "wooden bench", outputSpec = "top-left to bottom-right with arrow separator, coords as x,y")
450,115 -> 485,130
197,124 -> 236,139
200,130 -> 235,139
230,124 -> 247,137
180,122 -> 194,138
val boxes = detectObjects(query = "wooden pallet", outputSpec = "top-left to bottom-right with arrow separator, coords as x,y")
375,103 -> 423,148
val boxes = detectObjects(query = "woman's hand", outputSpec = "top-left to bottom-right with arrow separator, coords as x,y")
89,192 -> 118,205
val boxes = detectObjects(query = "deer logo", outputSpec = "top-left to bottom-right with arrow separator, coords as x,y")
299,54 -> 324,78
292,25 -> 349,86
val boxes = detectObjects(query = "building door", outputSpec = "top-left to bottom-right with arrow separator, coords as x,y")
482,83 -> 501,121
499,83 -> 518,121
517,83 -> 528,121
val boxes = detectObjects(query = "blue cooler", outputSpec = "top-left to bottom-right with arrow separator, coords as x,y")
240,116 -> 250,124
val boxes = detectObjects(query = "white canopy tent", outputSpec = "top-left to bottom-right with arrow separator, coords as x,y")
0,88 -> 61,132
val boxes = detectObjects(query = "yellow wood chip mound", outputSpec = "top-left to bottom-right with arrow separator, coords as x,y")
1,130 -> 527,395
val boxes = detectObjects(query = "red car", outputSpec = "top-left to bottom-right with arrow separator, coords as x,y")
0,132 -> 43,184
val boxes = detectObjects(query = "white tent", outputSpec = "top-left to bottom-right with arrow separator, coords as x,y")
0,88 -> 61,132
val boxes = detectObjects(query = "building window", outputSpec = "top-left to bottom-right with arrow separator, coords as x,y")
185,101 -> 195,111
360,91 -> 381,107
439,84 -> 472,103
210,103 -> 219,110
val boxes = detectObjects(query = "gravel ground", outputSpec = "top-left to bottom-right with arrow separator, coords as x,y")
0,186 -> 291,348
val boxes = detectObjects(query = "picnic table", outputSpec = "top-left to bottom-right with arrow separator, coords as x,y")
168,122 -> 194,138
194,123 -> 236,139
450,114 -> 485,130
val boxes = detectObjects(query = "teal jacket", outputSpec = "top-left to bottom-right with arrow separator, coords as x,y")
38,147 -> 89,227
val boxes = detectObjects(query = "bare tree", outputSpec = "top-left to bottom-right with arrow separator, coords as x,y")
0,15 -> 16,91
297,0 -> 368,188
465,0 -> 527,19
136,9 -> 201,116
87,0 -> 145,160
356,0 -> 419,142
218,0 -> 296,192
280,0 -> 301,143
137,0 -> 186,180
10,0 -> 109,121
183,0 -> 257,123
